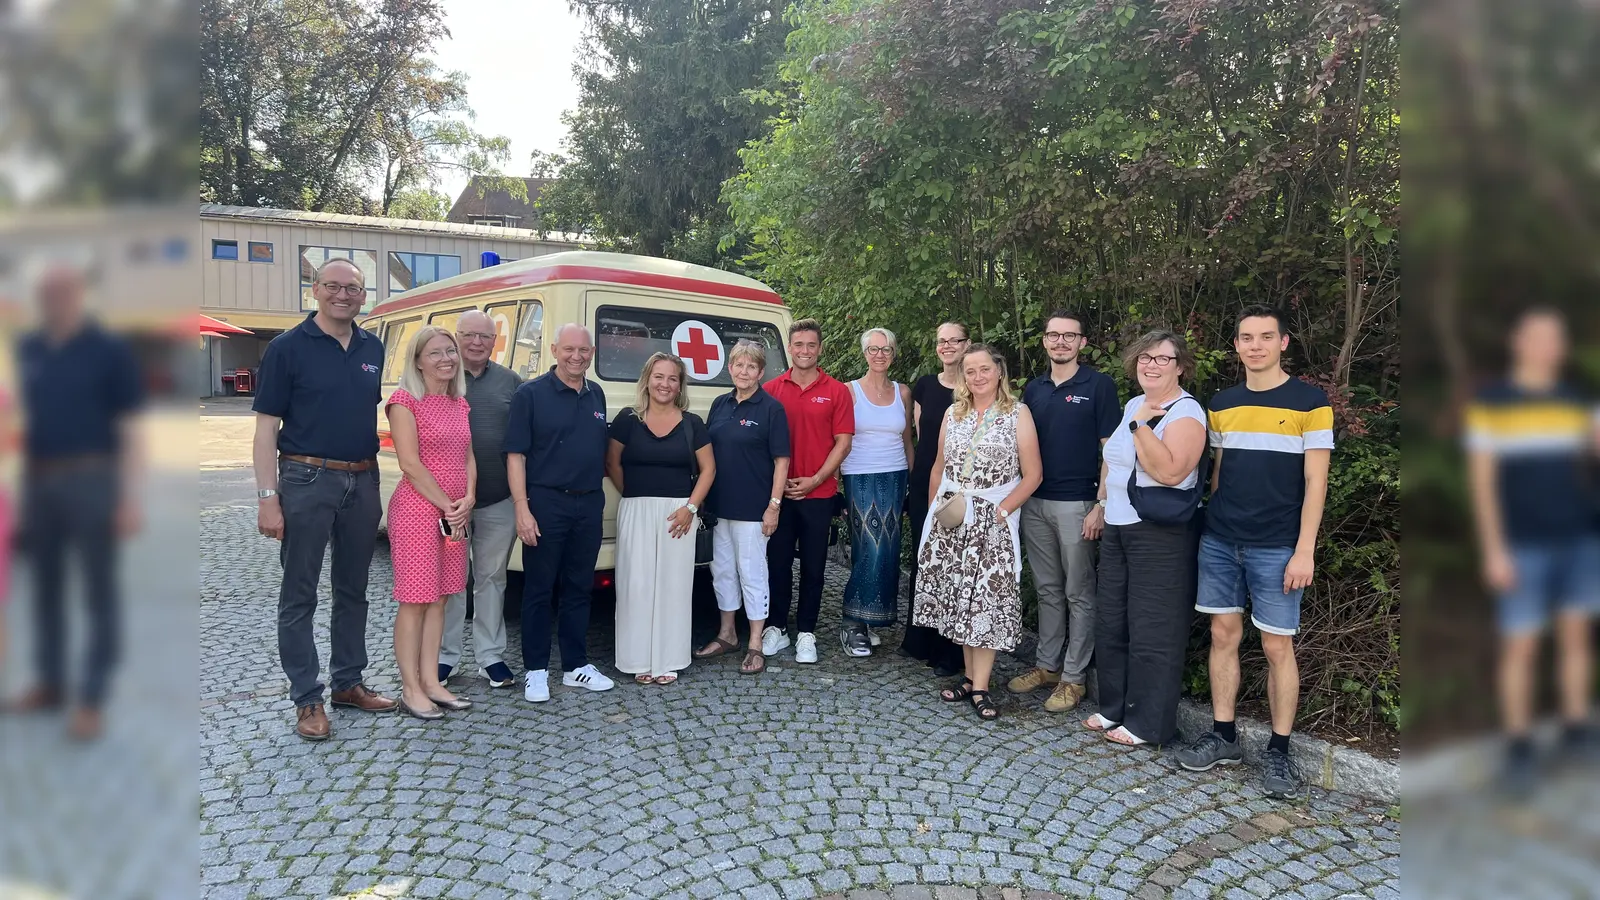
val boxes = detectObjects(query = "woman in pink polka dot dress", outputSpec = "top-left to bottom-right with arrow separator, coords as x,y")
386,326 -> 476,720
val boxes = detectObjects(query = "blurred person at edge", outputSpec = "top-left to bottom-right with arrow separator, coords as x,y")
254,259 -> 399,743
438,311 -> 523,690
6,266 -> 143,741
1465,307 -> 1600,791
384,326 -> 475,721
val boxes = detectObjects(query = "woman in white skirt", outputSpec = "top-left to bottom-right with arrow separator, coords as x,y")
606,352 -> 715,685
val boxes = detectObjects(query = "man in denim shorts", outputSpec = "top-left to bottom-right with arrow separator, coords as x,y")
1175,306 -> 1333,798
1464,308 -> 1599,790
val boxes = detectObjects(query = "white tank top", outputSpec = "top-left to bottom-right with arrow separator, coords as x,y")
841,379 -> 908,475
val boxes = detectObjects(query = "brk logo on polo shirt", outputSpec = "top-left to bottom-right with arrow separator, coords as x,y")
360,363 -> 378,374
738,419 -> 759,427
1063,394 -> 1088,404
593,411 -> 605,420
809,396 -> 832,404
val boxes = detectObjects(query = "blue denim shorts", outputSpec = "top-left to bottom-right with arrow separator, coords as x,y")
1498,538 -> 1600,634
1195,533 -> 1304,636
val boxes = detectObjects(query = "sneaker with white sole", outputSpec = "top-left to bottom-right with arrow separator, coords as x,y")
480,662 -> 516,688
524,670 -> 550,703
761,627 -> 791,656
563,664 -> 616,692
840,623 -> 871,658
795,632 -> 819,664
867,629 -> 882,648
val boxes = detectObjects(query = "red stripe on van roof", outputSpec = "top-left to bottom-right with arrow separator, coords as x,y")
366,264 -> 783,318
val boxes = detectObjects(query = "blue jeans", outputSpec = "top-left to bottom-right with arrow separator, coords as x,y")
1195,533 -> 1303,636
1497,538 -> 1600,634
520,487 -> 603,672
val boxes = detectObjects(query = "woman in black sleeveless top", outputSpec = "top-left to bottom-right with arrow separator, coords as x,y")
901,322 -> 969,674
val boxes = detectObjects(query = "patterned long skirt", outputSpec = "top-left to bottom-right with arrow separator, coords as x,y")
841,470 -> 908,627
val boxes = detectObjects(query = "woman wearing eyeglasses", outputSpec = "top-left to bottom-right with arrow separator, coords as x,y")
900,322 -> 969,675
1085,330 -> 1207,748
837,328 -> 914,657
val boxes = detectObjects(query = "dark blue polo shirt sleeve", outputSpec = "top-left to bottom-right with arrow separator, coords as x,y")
252,339 -> 291,418
503,383 -> 535,455
1095,374 -> 1121,440
768,400 -> 791,458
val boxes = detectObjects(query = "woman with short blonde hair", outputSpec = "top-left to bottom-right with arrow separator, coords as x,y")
606,352 -> 715,684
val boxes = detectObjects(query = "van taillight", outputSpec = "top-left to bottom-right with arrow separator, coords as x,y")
378,430 -> 395,454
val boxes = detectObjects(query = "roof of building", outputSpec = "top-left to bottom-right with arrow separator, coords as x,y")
366,250 -> 784,318
445,177 -> 550,225
199,203 -> 586,245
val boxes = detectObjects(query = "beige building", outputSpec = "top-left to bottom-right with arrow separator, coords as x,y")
200,203 -> 584,395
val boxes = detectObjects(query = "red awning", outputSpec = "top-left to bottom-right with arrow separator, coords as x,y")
197,314 -> 252,337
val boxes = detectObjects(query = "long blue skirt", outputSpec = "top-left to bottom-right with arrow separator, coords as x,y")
841,470 -> 908,627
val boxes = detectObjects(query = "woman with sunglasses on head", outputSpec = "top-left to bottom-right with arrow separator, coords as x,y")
1085,330 -> 1207,748
900,322 -> 970,675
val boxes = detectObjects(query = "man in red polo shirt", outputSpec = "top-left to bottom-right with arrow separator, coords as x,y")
762,319 -> 855,664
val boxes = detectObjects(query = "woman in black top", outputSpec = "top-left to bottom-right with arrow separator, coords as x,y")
901,321 -> 969,675
605,352 -> 715,685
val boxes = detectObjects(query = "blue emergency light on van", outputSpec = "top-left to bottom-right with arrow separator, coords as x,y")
481,251 -> 500,268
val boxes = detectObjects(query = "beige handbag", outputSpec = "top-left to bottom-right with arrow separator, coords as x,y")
931,406 -> 1001,531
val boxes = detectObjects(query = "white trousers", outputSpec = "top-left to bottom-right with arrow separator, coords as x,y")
710,519 -> 770,621
614,496 -> 696,676
440,497 -> 519,670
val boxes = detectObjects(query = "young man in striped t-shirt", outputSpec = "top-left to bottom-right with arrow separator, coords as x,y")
1175,306 -> 1333,799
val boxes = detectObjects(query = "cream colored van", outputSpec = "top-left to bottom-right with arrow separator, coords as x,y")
360,250 -> 794,587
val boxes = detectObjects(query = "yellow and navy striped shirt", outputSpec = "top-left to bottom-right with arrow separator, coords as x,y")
1206,378 -> 1334,547
1464,381 -> 1594,541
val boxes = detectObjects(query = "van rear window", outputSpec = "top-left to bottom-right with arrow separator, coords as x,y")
596,306 -> 786,387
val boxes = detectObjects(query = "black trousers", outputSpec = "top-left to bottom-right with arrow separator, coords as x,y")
1094,519 -> 1199,744
766,496 -> 832,634
901,482 -> 961,669
520,487 -> 604,672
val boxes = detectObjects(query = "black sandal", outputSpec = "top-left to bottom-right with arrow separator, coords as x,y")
940,677 -> 974,703
970,690 -> 1000,721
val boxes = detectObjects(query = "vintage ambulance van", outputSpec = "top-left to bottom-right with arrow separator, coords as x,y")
360,251 -> 794,588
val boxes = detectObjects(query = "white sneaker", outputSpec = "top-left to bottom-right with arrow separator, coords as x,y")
524,670 -> 550,703
795,632 -> 819,664
563,664 -> 616,692
761,627 -> 791,656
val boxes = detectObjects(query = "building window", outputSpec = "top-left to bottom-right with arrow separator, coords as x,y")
471,218 -> 501,227
211,240 -> 239,261
299,246 -> 379,312
248,241 -> 274,263
388,252 -> 462,294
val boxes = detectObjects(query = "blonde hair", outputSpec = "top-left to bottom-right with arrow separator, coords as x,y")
950,343 -> 1017,419
632,352 -> 690,414
398,325 -> 466,399
728,339 -> 767,372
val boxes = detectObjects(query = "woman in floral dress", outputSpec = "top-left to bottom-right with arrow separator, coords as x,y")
912,344 -> 1043,721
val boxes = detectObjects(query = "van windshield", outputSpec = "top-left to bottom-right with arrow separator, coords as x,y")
595,306 -> 786,388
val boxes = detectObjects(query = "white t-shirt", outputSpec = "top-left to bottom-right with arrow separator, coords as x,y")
1102,392 -> 1206,526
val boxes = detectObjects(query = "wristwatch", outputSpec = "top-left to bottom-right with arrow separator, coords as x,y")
686,502 -> 698,515
769,497 -> 782,509
257,489 -> 277,500
998,507 -> 1011,520
1127,419 -> 1145,434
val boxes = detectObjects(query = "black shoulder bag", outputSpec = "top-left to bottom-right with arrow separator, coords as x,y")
684,416 -> 715,565
1126,397 -> 1206,526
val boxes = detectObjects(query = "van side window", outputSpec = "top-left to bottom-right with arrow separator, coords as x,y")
508,299 -> 545,378
595,306 -> 786,387
381,318 -> 422,383
428,307 -> 475,334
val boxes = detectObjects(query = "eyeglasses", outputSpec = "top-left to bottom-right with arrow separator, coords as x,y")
935,338 -> 969,348
423,347 -> 460,361
1044,331 -> 1083,343
459,331 -> 496,343
865,346 -> 894,356
318,282 -> 365,296
1136,354 -> 1178,367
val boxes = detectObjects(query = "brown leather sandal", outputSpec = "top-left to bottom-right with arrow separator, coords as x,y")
740,650 -> 766,674
694,636 -> 740,659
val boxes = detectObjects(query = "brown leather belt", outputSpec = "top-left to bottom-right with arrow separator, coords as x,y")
280,454 -> 375,472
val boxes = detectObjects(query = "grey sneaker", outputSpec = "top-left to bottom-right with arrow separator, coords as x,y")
1175,731 -> 1244,772
841,623 -> 872,657
1261,747 -> 1301,799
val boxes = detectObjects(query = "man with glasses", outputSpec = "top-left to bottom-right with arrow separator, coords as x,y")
438,310 -> 523,689
253,258 -> 398,741
1176,305 -> 1332,799
1010,310 -> 1120,713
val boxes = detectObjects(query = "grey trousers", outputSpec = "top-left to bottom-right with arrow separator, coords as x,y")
441,497 -> 519,670
275,459 -> 380,708
25,463 -> 119,707
1020,498 -> 1098,683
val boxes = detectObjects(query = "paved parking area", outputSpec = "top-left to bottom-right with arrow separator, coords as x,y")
199,469 -> 1398,900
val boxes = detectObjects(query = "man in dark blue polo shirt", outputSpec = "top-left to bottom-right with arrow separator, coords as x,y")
8,265 -> 143,741
505,322 -> 617,702
1010,310 -> 1120,714
253,258 -> 398,742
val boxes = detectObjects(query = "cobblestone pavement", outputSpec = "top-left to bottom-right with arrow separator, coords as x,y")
201,471 -> 1398,900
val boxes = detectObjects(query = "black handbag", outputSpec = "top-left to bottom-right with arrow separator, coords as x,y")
684,418 -> 715,565
1126,397 -> 1205,526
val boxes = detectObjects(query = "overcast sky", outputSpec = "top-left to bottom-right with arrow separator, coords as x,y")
430,1 -> 586,203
